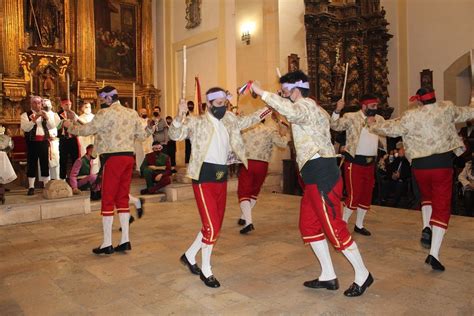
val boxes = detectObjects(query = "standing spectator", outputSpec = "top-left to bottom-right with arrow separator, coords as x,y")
385,142 -> 412,207
152,106 -> 168,152
134,108 -> 154,171
185,101 -> 195,164
42,98 -> 61,180
165,116 -> 177,172
57,99 -> 80,180
20,96 -> 54,195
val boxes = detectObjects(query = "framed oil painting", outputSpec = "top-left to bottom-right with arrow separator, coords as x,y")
94,0 -> 139,80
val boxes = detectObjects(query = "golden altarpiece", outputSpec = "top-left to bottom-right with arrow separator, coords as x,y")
305,0 -> 393,118
0,0 -> 160,136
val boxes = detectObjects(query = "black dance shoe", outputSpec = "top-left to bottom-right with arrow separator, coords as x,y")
237,218 -> 246,226
92,245 -> 114,255
354,226 -> 371,236
240,224 -> 255,234
425,255 -> 445,271
199,272 -> 221,288
27,188 -> 35,196
303,278 -> 339,290
137,198 -> 145,218
114,241 -> 132,252
343,273 -> 374,297
180,254 -> 202,275
420,227 -> 432,249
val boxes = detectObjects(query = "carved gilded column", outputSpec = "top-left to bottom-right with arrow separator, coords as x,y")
141,0 -> 159,110
142,0 -> 153,87
3,0 -> 24,78
2,0 -> 27,127
76,0 -> 97,101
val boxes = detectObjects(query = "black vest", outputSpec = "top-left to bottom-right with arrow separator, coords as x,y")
25,111 -> 50,142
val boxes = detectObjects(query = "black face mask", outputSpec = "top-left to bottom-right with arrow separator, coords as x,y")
366,109 -> 378,117
141,114 -> 148,119
153,112 -> 159,117
188,106 -> 194,112
210,106 -> 226,120
100,103 -> 109,109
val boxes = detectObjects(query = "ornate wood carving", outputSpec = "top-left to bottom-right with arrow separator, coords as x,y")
304,0 -> 393,118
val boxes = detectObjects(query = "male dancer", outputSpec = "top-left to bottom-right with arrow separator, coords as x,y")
369,88 -> 474,271
20,96 -> 54,195
237,114 -> 288,234
250,70 -> 373,297
169,87 -> 270,288
331,95 -> 385,236
64,86 -> 152,254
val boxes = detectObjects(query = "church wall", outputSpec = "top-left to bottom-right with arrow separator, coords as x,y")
405,0 -> 474,106
278,0 -> 308,74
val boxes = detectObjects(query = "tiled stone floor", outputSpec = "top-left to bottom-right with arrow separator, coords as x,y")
0,192 -> 473,315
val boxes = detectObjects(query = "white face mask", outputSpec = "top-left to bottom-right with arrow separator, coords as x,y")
84,107 -> 92,115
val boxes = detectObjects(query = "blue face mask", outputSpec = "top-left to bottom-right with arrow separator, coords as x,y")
210,106 -> 226,119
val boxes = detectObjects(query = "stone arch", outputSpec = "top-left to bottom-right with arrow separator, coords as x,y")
444,51 -> 472,105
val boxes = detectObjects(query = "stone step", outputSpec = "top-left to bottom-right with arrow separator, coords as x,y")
164,172 -> 282,202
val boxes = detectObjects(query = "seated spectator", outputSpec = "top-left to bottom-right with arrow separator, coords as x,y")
140,141 -> 171,194
458,154 -> 474,217
69,144 -> 101,196
383,142 -> 411,207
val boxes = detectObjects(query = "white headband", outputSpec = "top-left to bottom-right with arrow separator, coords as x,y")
282,80 -> 310,91
99,89 -> 118,99
207,91 -> 232,102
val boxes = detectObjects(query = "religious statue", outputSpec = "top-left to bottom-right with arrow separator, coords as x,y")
42,67 -> 55,96
26,0 -> 64,49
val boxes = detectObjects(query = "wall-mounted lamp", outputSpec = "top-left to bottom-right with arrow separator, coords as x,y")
241,31 -> 251,45
240,22 -> 255,45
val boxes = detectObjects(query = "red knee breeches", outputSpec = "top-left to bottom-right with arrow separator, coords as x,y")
237,159 -> 269,202
192,182 -> 227,245
101,155 -> 134,216
413,168 -> 453,229
343,161 -> 375,211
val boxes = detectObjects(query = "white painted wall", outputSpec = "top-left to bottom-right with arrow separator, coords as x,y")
405,0 -> 474,102
278,0 -> 308,74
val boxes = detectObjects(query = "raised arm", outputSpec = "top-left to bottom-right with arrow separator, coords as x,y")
451,101 -> 474,124
134,113 -> 153,142
272,124 -> 289,148
20,112 -> 35,132
169,99 -> 194,141
330,99 -> 351,131
369,117 -> 406,138
67,111 -> 101,136
235,107 -> 272,131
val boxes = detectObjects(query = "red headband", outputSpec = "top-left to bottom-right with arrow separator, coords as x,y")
409,91 -> 436,102
360,98 -> 379,106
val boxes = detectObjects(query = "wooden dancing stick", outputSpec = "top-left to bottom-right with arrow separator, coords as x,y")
182,45 -> 187,100
341,63 -> 349,100
276,67 -> 282,78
